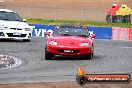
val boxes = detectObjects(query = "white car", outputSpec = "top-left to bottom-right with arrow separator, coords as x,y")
0,9 -> 31,42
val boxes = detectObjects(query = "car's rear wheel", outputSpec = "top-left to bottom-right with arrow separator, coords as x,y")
45,47 -> 54,60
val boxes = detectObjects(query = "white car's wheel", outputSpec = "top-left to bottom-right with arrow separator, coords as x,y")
23,39 -> 30,42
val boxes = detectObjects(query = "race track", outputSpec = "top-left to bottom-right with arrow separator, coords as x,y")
0,37 -> 132,84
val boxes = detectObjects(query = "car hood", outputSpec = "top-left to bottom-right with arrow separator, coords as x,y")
0,20 -> 30,28
48,36 -> 92,46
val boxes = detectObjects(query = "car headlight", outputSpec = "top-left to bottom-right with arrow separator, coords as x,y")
24,28 -> 31,31
0,26 -> 9,30
49,41 -> 58,46
0,26 -> 3,30
80,42 -> 90,46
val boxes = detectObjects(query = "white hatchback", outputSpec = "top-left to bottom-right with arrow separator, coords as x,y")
0,9 -> 31,42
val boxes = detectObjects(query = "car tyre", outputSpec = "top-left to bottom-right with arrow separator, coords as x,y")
45,47 -> 54,60
85,52 -> 93,59
23,39 -> 30,42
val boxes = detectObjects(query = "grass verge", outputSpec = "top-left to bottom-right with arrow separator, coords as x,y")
27,18 -> 132,27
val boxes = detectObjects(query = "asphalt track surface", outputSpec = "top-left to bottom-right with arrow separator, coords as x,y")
0,37 -> 132,84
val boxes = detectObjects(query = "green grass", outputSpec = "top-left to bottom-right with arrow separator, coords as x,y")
27,18 -> 132,28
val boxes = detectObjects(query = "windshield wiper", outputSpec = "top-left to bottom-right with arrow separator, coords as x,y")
60,33 -> 70,36
0,19 -> 9,20
77,35 -> 87,37
14,20 -> 21,21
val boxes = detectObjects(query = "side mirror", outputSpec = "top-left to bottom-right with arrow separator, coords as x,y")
23,19 -> 26,22
91,34 -> 96,38
45,32 -> 51,38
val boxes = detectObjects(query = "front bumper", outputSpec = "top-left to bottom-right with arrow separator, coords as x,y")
0,30 -> 31,40
47,45 -> 92,56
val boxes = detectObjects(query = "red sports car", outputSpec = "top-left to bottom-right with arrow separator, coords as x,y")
45,25 -> 96,60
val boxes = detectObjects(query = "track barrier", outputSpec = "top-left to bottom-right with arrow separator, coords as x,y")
112,27 -> 132,41
128,28 -> 132,41
29,24 -> 132,41
88,26 -> 112,39
29,24 -> 55,37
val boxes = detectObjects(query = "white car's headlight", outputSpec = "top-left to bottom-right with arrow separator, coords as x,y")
0,26 -> 9,30
0,26 -> 4,30
24,28 -> 31,31
0,26 -> 3,30
80,42 -> 90,46
49,41 -> 58,46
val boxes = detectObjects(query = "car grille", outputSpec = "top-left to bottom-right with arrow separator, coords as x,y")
58,49 -> 80,53
10,28 -> 22,30
6,33 -> 26,37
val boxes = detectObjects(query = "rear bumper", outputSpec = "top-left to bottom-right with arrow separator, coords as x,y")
46,45 -> 92,56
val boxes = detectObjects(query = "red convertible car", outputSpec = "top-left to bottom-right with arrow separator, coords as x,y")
45,25 -> 96,60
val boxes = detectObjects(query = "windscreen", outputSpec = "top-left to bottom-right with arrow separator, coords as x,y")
53,28 -> 89,37
0,11 -> 23,22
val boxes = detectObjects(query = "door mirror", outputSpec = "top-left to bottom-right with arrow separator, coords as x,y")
91,34 -> 96,38
45,32 -> 51,38
23,19 -> 26,22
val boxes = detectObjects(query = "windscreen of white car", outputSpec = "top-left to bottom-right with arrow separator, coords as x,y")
0,11 -> 23,22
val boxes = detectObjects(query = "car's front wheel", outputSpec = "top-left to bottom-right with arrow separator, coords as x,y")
85,53 -> 93,59
45,47 -> 54,60
23,39 -> 30,42
85,45 -> 94,59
